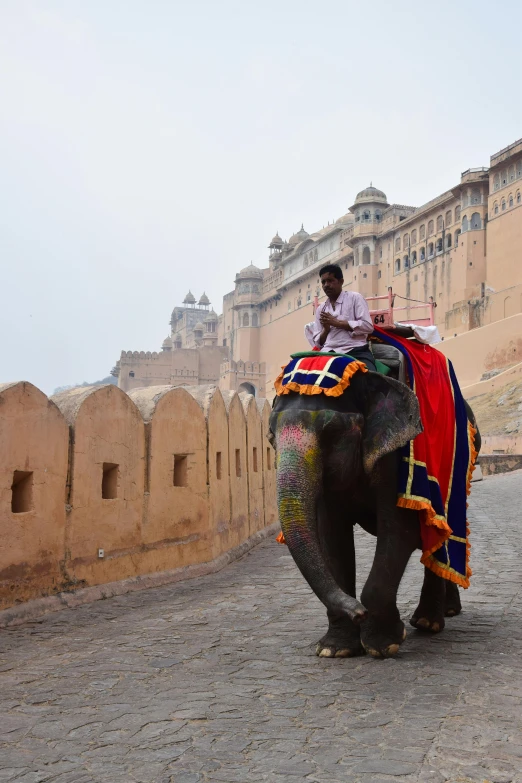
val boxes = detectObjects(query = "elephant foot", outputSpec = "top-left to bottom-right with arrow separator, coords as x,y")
444,581 -> 462,617
316,619 -> 364,658
410,604 -> 445,633
360,618 -> 407,659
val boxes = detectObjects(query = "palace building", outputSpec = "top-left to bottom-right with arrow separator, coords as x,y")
113,291 -> 227,393
113,137 -> 522,398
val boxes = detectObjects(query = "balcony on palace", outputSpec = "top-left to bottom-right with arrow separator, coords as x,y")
262,269 -> 283,294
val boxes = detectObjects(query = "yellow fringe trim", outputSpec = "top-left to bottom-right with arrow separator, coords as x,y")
397,496 -> 452,534
274,360 -> 368,397
418,420 -> 478,589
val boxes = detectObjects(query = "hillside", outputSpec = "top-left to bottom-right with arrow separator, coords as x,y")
468,381 -> 522,437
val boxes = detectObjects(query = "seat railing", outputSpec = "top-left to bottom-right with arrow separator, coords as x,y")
313,287 -> 435,328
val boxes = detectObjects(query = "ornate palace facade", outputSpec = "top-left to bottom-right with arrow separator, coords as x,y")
113,137 -> 522,398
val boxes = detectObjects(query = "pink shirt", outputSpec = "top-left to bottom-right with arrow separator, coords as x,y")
313,290 -> 373,352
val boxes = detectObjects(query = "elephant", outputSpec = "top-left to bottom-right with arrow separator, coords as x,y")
269,366 -> 481,659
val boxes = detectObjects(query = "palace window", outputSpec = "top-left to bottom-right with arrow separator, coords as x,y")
243,312 -> 249,326
411,229 -> 417,244
470,188 -> 481,205
455,205 -> 461,222
517,192 -> 521,203
446,233 -> 452,249
395,237 -> 401,251
428,243 -> 434,258
403,233 -> 409,249
509,195 -> 514,208
445,210 -> 452,226
436,239 -> 443,253
436,215 -> 443,232
493,173 -> 500,190
403,255 -> 409,268
502,199 -> 506,211
419,224 -> 425,240
462,215 -> 469,232
411,250 -> 417,264
470,212 -> 481,230
420,247 -> 425,261
494,202 -> 499,214
427,220 -> 434,236
455,229 -> 461,245
395,258 -> 401,273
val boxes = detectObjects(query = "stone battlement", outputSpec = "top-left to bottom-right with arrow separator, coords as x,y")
0,382 -> 277,612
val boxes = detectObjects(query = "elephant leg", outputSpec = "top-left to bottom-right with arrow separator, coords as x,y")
410,567 -> 446,632
315,494 -> 364,659
444,580 -> 462,617
360,460 -> 419,658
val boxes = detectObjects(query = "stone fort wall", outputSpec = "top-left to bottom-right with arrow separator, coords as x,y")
0,382 -> 277,612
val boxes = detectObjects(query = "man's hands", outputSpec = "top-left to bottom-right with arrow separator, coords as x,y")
319,311 -> 352,331
317,308 -> 353,346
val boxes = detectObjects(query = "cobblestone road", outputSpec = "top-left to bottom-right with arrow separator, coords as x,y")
1,472 -> 522,783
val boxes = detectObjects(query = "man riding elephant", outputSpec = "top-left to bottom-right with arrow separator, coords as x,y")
312,263 -> 376,371
270,265 -> 479,659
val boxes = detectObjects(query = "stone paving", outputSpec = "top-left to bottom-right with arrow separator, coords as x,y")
1,471 -> 522,783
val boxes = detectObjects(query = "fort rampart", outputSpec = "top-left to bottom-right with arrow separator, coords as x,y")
0,382 -> 277,614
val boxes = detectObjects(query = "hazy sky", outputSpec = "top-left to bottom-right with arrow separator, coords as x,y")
1,0 -> 521,394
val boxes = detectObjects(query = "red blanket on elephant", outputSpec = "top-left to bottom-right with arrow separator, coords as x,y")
372,327 -> 477,588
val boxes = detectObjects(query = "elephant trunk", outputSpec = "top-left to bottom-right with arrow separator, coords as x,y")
276,415 -> 367,624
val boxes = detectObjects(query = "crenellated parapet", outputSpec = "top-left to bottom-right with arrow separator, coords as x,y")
0,381 -> 277,613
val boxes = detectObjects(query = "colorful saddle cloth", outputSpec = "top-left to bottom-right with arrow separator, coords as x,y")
372,327 -> 477,588
275,337 -> 477,588
274,352 -> 368,397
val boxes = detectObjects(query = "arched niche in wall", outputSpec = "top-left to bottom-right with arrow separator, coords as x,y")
185,386 -> 231,558
221,390 -> 249,548
239,392 -> 264,535
0,382 -> 69,609
256,397 -> 277,527
52,384 -> 145,586
129,385 -> 211,568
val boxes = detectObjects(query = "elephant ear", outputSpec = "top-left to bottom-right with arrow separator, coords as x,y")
361,372 -> 422,474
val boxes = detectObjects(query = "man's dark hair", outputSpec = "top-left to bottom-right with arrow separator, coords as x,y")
319,263 -> 343,281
